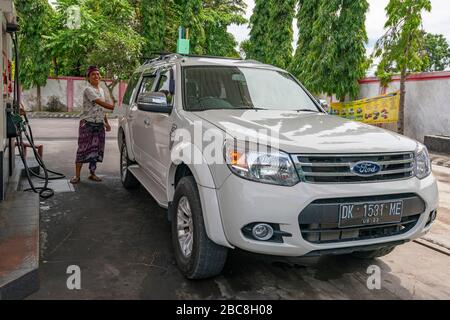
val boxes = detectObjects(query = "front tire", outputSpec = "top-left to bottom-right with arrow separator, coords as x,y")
120,141 -> 139,189
171,176 -> 228,279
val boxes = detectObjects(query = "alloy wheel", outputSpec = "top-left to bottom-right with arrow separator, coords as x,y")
177,196 -> 194,258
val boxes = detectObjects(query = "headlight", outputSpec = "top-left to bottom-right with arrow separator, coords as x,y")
414,143 -> 431,179
224,140 -> 299,186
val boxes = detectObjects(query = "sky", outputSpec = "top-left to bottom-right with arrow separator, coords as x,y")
228,0 -> 450,54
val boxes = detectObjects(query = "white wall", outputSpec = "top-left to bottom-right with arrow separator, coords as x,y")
404,79 -> 450,142
359,72 -> 450,142
22,77 -> 120,112
22,79 -> 67,111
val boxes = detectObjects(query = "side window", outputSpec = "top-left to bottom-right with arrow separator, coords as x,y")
122,73 -> 141,105
137,75 -> 157,98
155,68 -> 174,105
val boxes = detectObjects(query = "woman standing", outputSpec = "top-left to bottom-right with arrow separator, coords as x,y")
70,66 -> 115,184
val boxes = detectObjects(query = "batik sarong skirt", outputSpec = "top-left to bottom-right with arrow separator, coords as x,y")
75,120 -> 105,165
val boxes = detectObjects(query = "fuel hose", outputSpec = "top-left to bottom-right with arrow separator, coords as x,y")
14,113 -> 66,199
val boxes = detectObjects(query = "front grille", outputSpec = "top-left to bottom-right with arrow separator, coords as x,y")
299,193 -> 425,244
300,215 -> 420,244
292,152 -> 414,184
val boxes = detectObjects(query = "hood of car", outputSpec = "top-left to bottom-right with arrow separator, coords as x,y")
192,109 -> 418,154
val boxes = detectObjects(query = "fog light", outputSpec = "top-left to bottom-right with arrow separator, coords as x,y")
252,224 -> 274,241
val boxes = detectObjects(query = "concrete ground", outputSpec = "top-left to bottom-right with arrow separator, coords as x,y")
21,118 -> 450,300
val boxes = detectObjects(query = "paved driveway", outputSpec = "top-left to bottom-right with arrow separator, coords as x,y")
25,119 -> 450,299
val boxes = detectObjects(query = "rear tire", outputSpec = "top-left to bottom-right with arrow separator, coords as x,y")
352,246 -> 396,259
120,141 -> 139,189
171,176 -> 228,279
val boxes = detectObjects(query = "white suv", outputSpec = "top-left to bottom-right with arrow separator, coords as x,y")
118,54 -> 439,279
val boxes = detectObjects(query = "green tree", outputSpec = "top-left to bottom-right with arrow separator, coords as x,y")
267,0 -> 296,69
87,28 -> 144,104
291,0 -> 369,101
47,0 -> 140,75
422,33 -> 450,72
290,0 -> 321,90
239,39 -> 252,59
47,0 -> 143,101
140,0 -> 166,56
128,0 -> 246,57
163,0 -> 182,53
322,0 -> 369,101
202,0 -> 246,57
15,0 -> 54,111
373,0 -> 432,134
247,0 -> 271,63
45,0 -> 98,77
180,0 -> 206,54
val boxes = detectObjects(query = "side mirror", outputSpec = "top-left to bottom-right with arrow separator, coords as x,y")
318,99 -> 329,111
137,92 -> 172,114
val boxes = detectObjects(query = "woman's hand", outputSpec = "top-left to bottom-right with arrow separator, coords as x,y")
94,99 -> 115,111
105,123 -> 112,132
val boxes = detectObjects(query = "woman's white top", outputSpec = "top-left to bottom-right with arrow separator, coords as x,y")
81,83 -> 105,123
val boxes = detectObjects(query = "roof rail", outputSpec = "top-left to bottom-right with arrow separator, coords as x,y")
180,54 -> 243,60
243,59 -> 263,64
142,52 -> 182,65
142,53 -> 245,66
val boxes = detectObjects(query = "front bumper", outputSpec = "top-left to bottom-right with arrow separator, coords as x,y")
216,173 -> 439,256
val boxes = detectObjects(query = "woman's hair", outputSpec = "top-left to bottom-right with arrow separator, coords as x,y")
86,65 -> 100,78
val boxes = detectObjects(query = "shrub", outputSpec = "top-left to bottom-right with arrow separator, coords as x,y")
45,95 -> 66,112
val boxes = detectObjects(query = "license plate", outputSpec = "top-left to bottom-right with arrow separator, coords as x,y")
338,200 -> 403,228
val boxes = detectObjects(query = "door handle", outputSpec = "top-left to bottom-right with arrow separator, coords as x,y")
128,104 -> 138,121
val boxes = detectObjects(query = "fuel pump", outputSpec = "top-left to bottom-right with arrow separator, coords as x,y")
7,22 -> 65,199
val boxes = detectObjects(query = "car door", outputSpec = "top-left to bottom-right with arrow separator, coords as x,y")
129,71 -> 157,166
139,65 -> 175,188
122,72 -> 142,159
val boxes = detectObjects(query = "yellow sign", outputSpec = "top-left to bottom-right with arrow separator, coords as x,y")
330,91 -> 400,124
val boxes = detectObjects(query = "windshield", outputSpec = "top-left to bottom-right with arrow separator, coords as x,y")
183,66 -> 320,112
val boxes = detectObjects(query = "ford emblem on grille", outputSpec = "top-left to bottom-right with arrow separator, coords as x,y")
351,161 -> 381,176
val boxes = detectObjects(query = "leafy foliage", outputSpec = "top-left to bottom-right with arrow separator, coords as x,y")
202,0 -> 246,57
247,0 -> 271,63
86,28 -> 144,103
290,0 -> 321,89
422,33 -> 450,72
44,0 -> 98,76
373,0 -> 432,84
266,0 -> 296,69
129,0 -> 246,56
291,0 -> 369,100
179,0 -> 206,54
140,0 -> 166,56
247,0 -> 296,68
45,0 -> 144,82
163,0 -> 183,53
239,39 -> 252,59
14,0 -> 54,90
373,0 -> 431,133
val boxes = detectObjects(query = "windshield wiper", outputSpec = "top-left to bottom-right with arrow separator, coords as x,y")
233,107 -> 267,110
295,108 -> 322,113
189,106 -> 268,111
